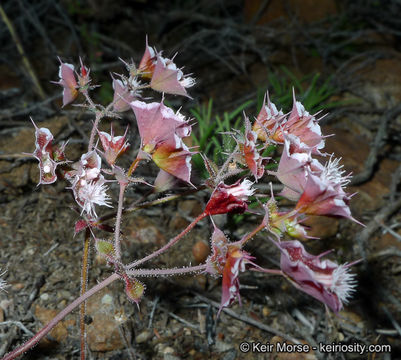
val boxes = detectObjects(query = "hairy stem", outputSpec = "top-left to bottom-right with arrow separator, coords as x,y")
127,264 -> 207,277
87,112 -> 101,152
79,229 -> 91,360
126,212 -> 207,270
2,273 -> 119,360
114,183 -> 127,260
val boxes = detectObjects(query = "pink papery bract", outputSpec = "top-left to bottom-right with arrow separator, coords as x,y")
295,165 -> 359,223
253,92 -> 285,142
204,225 -> 254,315
276,240 -> 357,313
150,55 -> 194,97
130,100 -> 194,184
138,37 -> 157,79
56,59 -> 78,107
112,78 -> 137,112
283,92 -> 325,154
275,134 -> 323,201
219,247 -> 254,315
204,179 -> 254,215
98,126 -> 130,165
30,119 -> 68,185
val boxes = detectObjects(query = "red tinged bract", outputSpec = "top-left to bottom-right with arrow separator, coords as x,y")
138,37 -> 157,79
29,119 -> 68,185
219,247 -> 254,315
234,117 -> 266,181
275,240 -> 358,313
204,179 -> 254,215
111,78 -> 138,112
137,38 -> 195,97
53,57 -> 91,107
150,55 -> 195,97
56,60 -> 78,107
98,126 -> 130,166
294,157 -> 362,224
274,134 -> 323,201
204,225 -> 255,315
252,92 -> 285,142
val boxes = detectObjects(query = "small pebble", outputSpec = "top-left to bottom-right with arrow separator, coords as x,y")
136,330 -> 152,344
192,241 -> 210,263
40,293 -> 49,301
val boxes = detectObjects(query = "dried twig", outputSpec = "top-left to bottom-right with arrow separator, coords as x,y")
351,104 -> 401,185
0,4 -> 46,100
356,197 -> 401,259
192,292 -> 301,345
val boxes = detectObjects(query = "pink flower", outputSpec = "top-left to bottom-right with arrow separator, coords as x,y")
275,240 -> 357,313
252,92 -> 285,142
204,179 -> 254,215
274,134 -> 323,201
130,100 -> 194,184
66,151 -> 112,218
29,118 -> 68,185
111,77 -> 138,112
53,57 -> 91,107
282,91 -> 325,154
295,157 -> 361,223
138,38 -> 195,97
98,126 -> 130,165
150,55 -> 195,97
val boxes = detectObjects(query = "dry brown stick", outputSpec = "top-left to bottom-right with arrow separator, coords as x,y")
390,163 -> 401,203
356,197 -> 401,259
0,4 -> 46,100
192,292 -> 301,345
350,104 -> 401,185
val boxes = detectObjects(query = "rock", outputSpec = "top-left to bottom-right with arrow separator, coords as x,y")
136,330 -> 152,344
215,340 -> 234,352
192,241 -> 210,263
34,305 -> 75,343
127,216 -> 165,246
86,288 -> 125,352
